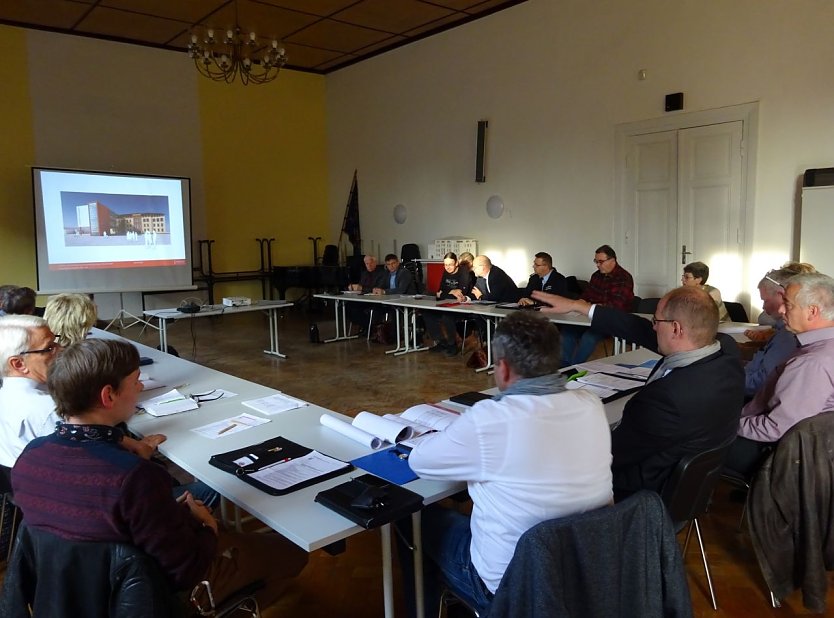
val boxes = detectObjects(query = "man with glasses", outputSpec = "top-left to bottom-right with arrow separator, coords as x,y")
726,272 -> 834,477
0,315 -> 61,467
742,267 -> 802,398
533,286 -> 743,498
518,252 -> 567,306
558,245 -> 634,366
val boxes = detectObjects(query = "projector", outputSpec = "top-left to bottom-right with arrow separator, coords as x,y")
222,296 -> 251,307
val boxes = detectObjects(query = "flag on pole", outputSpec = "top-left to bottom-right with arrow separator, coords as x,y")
340,170 -> 361,256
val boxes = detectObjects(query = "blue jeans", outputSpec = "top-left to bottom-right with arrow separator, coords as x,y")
172,480 -> 220,509
396,505 -> 492,618
560,325 -> 605,366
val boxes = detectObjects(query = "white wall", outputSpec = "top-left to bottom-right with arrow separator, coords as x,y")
326,0 -> 834,310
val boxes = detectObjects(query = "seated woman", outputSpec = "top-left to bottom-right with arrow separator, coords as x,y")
44,293 -> 97,346
681,261 -> 729,322
423,252 -> 474,356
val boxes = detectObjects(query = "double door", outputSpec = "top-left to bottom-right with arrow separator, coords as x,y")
622,120 -> 744,299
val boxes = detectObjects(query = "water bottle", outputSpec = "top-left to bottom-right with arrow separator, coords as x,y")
309,323 -> 320,343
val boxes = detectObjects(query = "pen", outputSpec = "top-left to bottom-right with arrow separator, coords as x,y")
567,370 -> 588,382
267,446 -> 283,453
218,423 -> 237,435
157,396 -> 186,405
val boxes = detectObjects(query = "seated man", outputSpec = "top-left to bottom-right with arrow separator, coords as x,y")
725,273 -> 834,477
681,261 -> 729,322
11,339 -> 307,607
471,255 -> 521,303
518,252 -> 567,306
534,286 -> 744,497
0,315 -> 62,468
743,267 -> 799,398
372,253 -> 415,295
559,245 -> 634,366
400,312 -> 613,616
347,254 -> 386,331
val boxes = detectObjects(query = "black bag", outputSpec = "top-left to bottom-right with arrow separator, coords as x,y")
371,320 -> 395,344
315,474 -> 423,529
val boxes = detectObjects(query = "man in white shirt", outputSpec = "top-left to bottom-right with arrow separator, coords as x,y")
0,315 -> 62,468
401,311 -> 613,617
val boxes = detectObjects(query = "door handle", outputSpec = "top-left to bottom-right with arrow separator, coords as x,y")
681,245 -> 692,265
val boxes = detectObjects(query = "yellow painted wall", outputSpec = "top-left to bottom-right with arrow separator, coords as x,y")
198,70 -> 329,299
0,26 -> 36,289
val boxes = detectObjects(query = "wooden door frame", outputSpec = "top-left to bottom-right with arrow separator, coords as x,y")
614,102 -> 759,307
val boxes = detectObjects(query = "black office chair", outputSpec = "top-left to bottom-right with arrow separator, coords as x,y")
321,244 -> 339,266
487,491 -> 692,618
635,297 -> 660,315
724,301 -> 749,323
400,243 -> 423,294
660,440 -> 735,610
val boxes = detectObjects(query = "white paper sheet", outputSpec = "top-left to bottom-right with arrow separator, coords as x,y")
248,451 -> 348,492
242,392 -> 308,415
193,412 -> 270,439
141,389 -> 199,417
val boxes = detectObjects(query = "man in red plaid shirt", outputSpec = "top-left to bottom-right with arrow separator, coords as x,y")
560,244 -> 634,366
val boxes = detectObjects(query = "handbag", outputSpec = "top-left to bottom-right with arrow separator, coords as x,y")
315,474 -> 424,529
466,345 -> 488,369
371,321 -> 395,344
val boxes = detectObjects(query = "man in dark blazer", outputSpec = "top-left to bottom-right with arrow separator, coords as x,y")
373,254 -> 416,295
534,286 -> 744,498
519,252 -> 568,306
471,255 -> 521,303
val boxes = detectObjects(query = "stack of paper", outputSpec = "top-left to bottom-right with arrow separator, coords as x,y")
140,389 -> 199,417
242,392 -> 308,415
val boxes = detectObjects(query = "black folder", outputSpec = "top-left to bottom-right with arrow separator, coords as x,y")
209,435 -> 351,496
315,474 -> 424,529
449,391 -> 493,407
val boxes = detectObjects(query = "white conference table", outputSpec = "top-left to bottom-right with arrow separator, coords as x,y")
142,301 -> 293,358
97,328 -> 459,618
315,293 -> 595,371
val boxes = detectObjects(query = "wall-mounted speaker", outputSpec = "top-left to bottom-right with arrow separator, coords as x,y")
475,120 -> 488,183
665,92 -> 684,112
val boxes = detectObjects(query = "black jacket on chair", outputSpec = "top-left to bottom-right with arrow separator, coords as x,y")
591,307 -> 745,497
748,410 -> 834,613
486,491 -> 692,618
1,522 -> 178,618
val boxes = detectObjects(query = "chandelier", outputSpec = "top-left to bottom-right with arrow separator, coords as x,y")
187,2 -> 287,85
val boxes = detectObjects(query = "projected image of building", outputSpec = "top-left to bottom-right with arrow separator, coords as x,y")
74,201 -> 167,236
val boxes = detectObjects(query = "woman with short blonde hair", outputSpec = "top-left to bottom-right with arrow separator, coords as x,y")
44,293 -> 97,346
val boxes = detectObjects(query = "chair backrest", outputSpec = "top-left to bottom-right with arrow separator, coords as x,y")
724,301 -> 749,323
635,297 -> 660,315
660,440 -> 734,526
321,244 -> 339,266
1,522 -> 177,618
564,276 -> 583,299
400,243 -> 421,262
486,491 -> 693,618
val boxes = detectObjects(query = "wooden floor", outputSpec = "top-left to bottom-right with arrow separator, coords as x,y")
111,304 -> 832,617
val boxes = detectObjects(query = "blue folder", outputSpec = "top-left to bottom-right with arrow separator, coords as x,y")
350,446 -> 418,485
